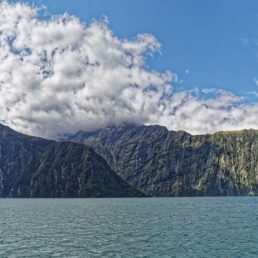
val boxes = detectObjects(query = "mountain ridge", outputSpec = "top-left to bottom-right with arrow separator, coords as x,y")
64,123 -> 258,197
0,123 -> 145,197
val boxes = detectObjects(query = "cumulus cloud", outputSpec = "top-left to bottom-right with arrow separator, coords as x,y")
1,1 -> 258,138
0,1 -> 173,137
153,89 -> 258,135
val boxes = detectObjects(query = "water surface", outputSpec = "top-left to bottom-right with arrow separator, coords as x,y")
0,197 -> 257,257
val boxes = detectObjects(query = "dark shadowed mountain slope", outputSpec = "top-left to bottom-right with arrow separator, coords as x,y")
65,124 -> 258,197
0,124 -> 144,197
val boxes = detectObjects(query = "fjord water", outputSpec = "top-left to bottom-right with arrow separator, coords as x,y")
0,198 -> 257,257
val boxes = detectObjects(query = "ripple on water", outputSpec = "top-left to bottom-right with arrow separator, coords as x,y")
0,197 -> 257,257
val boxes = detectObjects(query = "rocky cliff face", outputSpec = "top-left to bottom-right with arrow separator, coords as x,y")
66,124 -> 258,196
0,124 -> 144,197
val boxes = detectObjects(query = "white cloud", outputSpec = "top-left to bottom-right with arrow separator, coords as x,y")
1,2 -> 258,138
153,90 -> 258,135
0,1 -> 173,138
254,78 -> 258,87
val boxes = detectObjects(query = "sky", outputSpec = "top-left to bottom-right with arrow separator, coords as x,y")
2,0 -> 258,138
9,0 -> 258,94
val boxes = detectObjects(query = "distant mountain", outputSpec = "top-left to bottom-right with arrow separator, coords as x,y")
64,124 -> 258,196
0,124 -> 145,197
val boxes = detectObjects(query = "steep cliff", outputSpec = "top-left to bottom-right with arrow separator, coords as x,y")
66,124 -> 258,196
0,124 -> 144,197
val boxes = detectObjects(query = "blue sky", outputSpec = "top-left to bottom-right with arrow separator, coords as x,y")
10,0 -> 258,95
3,0 -> 258,137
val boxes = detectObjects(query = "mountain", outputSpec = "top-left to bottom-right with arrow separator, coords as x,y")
64,124 -> 258,196
0,124 -> 145,197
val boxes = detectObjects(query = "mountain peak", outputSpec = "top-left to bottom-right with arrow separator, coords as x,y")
0,124 -> 145,197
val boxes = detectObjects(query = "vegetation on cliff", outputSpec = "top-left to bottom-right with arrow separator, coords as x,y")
0,124 -> 144,197
66,124 -> 258,196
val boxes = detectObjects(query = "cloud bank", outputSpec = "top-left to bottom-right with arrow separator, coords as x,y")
1,2 -> 258,138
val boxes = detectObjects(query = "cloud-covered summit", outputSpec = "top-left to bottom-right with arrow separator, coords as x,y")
1,1 -> 258,138
0,1 -> 174,138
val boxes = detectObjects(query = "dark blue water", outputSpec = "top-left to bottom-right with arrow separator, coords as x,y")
0,197 -> 257,257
